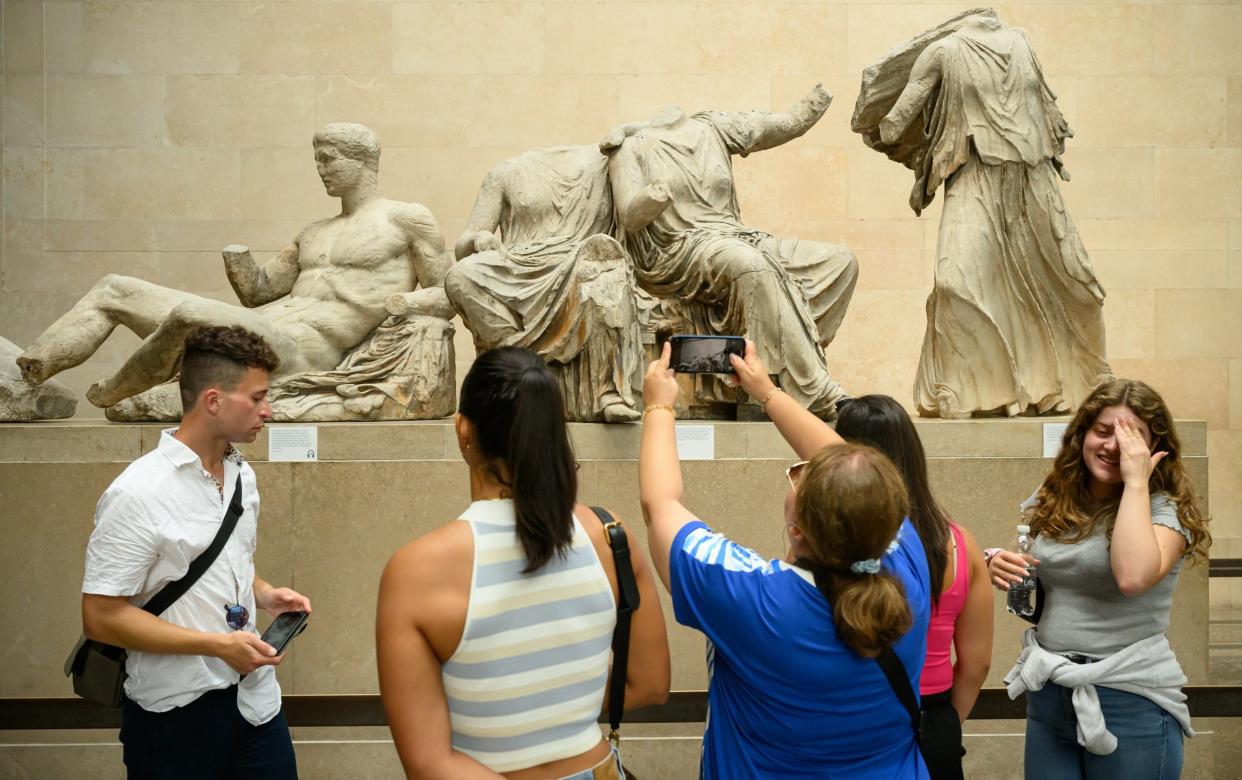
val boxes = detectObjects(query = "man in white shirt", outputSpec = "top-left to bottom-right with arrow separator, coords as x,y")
81,325 -> 311,779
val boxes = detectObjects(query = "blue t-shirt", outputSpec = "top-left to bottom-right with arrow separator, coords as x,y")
670,518 -> 931,780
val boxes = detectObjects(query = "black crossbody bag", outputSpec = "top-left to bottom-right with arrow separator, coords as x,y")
591,506 -> 641,780
64,475 -> 244,708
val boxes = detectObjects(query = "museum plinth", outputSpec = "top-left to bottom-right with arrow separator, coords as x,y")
0,419 -> 1213,778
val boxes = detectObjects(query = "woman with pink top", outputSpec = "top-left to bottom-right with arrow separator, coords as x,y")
835,396 -> 994,779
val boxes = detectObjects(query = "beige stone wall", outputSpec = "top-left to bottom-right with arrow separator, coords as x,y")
2,1 -> 1240,588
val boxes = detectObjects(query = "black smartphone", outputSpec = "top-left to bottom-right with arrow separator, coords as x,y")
668,335 -> 745,374
260,611 -> 309,655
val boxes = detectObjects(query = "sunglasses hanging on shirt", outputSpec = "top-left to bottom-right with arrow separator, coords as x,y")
223,564 -> 248,631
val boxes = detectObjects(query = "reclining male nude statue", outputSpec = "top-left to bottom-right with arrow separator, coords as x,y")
15,123 -> 457,419
447,145 -> 644,423
602,84 -> 858,417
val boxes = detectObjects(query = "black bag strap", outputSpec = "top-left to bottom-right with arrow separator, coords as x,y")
591,506 -> 640,741
143,474 -> 244,617
797,559 -> 921,744
875,647 -> 922,744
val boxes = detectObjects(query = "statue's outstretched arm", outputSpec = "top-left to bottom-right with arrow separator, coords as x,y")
456,169 -> 506,260
608,141 -> 672,232
879,44 -> 944,145
222,243 -> 300,308
733,83 -> 833,155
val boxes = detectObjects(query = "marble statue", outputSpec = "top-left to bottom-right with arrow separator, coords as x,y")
852,9 -> 1113,418
0,336 -> 76,421
447,145 -> 643,423
13,123 -> 457,421
602,85 -> 858,417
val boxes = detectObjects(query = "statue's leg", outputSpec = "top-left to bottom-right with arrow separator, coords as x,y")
709,243 -> 846,412
85,297 -> 290,408
754,235 -> 858,350
573,236 -> 643,422
17,275 -> 196,384
443,255 -> 521,350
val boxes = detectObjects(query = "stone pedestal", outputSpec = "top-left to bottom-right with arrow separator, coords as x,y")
0,418 -> 1211,775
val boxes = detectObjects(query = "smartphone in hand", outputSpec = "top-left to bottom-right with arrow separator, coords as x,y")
260,611 -> 309,656
668,335 -> 745,374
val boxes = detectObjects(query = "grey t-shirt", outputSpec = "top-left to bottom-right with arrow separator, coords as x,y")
1023,491 -> 1190,657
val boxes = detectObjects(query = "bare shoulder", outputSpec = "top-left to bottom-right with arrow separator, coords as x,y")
912,38 -> 949,73
487,157 -> 517,181
382,520 -> 473,591
295,216 -> 334,244
387,201 -> 441,235
956,524 -> 987,573
957,523 -> 982,553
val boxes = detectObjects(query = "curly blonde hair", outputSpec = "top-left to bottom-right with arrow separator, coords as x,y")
1027,379 -> 1210,560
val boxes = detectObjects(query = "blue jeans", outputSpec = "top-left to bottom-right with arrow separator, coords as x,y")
1024,682 -> 1183,780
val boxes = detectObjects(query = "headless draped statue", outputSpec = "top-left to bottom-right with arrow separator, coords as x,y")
853,9 -> 1113,418
446,145 -> 644,423
603,85 -> 858,417
14,123 -> 457,420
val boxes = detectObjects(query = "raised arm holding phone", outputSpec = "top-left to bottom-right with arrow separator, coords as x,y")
639,339 -> 931,779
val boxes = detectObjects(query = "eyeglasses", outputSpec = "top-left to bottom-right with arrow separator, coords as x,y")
224,603 -> 249,631
786,460 -> 809,490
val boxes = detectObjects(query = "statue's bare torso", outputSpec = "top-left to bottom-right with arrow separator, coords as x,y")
261,199 -> 429,372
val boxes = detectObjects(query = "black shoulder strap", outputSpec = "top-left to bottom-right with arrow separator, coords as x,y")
143,474 -> 244,617
591,506 -> 640,737
875,647 -> 922,743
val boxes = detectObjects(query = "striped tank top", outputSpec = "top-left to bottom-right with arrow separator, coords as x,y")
443,499 -> 617,773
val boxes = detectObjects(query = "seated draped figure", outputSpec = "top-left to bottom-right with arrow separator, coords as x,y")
446,144 -> 644,423
600,84 -> 859,419
12,123 -> 457,422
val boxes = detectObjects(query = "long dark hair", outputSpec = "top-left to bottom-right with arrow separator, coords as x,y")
457,347 -> 579,572
834,395 -> 951,604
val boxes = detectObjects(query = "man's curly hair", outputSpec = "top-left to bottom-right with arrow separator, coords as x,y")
179,326 -> 280,410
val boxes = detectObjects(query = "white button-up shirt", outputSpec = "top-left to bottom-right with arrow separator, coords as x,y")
82,429 -> 281,724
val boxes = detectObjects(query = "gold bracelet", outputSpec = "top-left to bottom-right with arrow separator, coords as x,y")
642,404 -> 676,420
760,387 -> 782,407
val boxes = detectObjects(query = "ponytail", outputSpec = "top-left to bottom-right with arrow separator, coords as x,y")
509,366 -> 577,572
795,444 -> 914,658
824,572 -> 912,658
458,348 -> 578,573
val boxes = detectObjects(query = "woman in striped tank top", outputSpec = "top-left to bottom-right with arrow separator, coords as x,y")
377,347 -> 671,780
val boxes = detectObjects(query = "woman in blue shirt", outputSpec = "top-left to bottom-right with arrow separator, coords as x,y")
639,341 -> 931,779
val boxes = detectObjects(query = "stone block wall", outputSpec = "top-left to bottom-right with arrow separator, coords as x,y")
2,1 -> 1240,598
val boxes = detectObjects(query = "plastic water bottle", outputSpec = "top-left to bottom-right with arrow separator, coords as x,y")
1006,524 -> 1038,618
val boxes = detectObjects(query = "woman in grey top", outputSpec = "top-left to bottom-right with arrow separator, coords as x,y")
987,379 -> 1210,780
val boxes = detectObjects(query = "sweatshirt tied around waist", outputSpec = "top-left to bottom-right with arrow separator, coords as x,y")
1003,628 -> 1194,755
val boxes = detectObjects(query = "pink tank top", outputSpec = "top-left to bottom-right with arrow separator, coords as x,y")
920,522 -> 968,695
